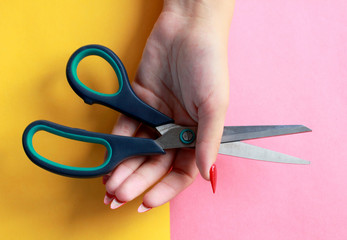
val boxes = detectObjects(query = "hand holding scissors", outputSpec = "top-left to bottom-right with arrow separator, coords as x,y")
23,45 -> 310,209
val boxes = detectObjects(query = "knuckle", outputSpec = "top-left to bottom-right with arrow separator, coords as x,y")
115,186 -> 134,202
105,181 -> 116,195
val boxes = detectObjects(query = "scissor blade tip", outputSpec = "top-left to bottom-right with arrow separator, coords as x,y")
292,158 -> 310,164
292,125 -> 311,133
300,160 -> 311,164
301,125 -> 312,132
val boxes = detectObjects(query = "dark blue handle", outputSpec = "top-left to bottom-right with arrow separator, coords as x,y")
22,120 -> 165,178
66,45 -> 174,127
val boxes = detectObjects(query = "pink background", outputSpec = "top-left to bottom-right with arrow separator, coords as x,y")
171,1 -> 347,239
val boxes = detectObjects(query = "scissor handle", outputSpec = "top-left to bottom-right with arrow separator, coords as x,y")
22,120 -> 165,178
66,44 -> 174,127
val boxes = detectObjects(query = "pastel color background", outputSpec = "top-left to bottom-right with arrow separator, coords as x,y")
0,1 -> 170,239
1,1 -> 346,240
171,0 -> 347,239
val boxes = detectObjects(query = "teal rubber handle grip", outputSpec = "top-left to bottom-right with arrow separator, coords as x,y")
66,45 -> 174,127
22,120 -> 165,178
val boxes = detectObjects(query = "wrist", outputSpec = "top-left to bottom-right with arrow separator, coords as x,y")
163,0 -> 234,25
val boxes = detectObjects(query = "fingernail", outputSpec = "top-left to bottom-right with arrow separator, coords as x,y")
110,198 -> 126,209
104,192 -> 114,205
209,164 -> 217,194
102,175 -> 110,185
138,203 -> 152,213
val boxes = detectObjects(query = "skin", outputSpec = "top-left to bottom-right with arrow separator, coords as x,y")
104,0 -> 234,209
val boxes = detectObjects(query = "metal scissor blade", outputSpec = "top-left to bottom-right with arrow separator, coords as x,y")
221,125 -> 311,143
218,142 -> 310,164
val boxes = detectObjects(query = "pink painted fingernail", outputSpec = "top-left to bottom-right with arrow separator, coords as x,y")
138,203 -> 152,213
104,192 -> 114,205
210,164 -> 217,194
110,198 -> 126,209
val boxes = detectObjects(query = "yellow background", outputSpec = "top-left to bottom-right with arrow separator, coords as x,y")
0,1 -> 170,239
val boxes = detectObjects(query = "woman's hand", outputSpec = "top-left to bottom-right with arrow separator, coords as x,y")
104,0 -> 234,212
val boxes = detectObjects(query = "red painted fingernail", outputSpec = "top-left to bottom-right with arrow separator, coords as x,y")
209,164 -> 217,194
104,192 -> 114,205
138,203 -> 152,213
102,175 -> 110,185
105,192 -> 114,198
110,198 -> 126,209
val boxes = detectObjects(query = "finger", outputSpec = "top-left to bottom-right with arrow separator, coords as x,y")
112,114 -> 140,136
195,97 -> 228,180
103,173 -> 114,205
104,124 -> 157,202
102,174 -> 111,185
105,156 -> 147,199
102,114 -> 139,188
113,150 -> 176,203
132,81 -> 173,118
141,148 -> 198,208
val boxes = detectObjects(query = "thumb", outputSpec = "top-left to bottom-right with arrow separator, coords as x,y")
195,98 -> 228,180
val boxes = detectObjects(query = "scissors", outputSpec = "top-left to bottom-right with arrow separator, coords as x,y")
22,45 -> 311,178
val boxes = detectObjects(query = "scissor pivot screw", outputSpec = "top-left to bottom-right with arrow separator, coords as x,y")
179,129 -> 195,144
